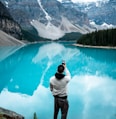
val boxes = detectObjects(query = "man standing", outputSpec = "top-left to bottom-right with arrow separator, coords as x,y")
50,62 -> 71,119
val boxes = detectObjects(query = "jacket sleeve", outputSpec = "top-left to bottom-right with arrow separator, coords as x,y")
65,67 -> 71,82
50,77 -> 53,92
50,83 -> 53,92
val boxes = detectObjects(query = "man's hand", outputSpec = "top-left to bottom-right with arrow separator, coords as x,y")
62,60 -> 66,69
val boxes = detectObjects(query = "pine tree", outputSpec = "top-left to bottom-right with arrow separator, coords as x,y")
77,28 -> 116,47
33,112 -> 38,119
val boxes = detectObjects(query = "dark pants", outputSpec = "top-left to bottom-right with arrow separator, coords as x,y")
54,96 -> 69,119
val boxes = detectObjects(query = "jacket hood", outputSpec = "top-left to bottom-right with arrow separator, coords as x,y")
55,73 -> 65,80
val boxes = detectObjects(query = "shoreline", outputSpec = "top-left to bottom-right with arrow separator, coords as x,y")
0,30 -> 25,46
73,43 -> 116,49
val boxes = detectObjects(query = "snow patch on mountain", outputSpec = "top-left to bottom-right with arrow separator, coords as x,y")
60,17 -> 86,33
74,0 -> 109,3
101,23 -> 115,28
31,17 -> 92,40
37,0 -> 52,21
31,19 -> 65,40
57,0 -> 109,3
5,1 -> 8,8
90,21 -> 115,30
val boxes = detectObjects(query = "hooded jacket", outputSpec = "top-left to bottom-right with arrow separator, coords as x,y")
50,67 -> 71,97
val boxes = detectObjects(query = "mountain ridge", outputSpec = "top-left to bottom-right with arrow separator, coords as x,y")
0,0 -> 115,41
61,0 -> 116,25
0,1 -> 23,40
0,0 -> 91,40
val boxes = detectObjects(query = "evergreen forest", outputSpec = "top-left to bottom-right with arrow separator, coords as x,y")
77,28 -> 116,46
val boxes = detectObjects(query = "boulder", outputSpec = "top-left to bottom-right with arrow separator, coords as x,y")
0,107 -> 24,119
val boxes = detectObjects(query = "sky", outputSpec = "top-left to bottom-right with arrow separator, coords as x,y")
57,0 -> 109,3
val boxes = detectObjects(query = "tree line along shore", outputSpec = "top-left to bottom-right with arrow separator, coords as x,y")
76,28 -> 116,49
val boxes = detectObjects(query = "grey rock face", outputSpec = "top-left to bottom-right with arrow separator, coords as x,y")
87,0 -> 116,25
0,0 -> 89,30
0,1 -> 22,39
69,0 -> 116,25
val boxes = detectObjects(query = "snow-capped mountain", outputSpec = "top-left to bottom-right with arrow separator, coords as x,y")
60,0 -> 116,25
83,0 -> 115,25
0,0 -> 92,40
0,0 -> 115,40
59,0 -> 116,32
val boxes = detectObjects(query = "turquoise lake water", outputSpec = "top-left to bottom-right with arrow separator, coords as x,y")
0,42 -> 116,119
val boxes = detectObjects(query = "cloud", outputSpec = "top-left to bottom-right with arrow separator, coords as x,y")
68,75 -> 116,119
0,74 -> 116,119
0,85 -> 53,119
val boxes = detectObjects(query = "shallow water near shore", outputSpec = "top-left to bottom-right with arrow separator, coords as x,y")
0,42 -> 116,119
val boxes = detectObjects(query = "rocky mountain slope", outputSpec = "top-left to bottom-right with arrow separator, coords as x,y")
0,0 -> 115,41
61,0 -> 116,25
0,0 -> 89,28
84,0 -> 116,25
0,1 -> 22,40
0,0 -> 91,40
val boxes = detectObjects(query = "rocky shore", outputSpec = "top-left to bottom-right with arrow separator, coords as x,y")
0,107 -> 24,119
73,43 -> 116,49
